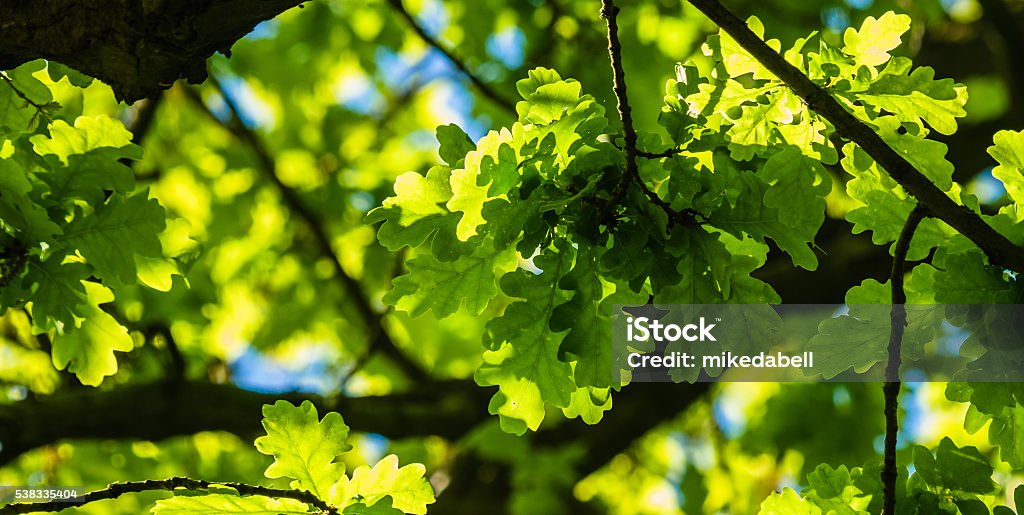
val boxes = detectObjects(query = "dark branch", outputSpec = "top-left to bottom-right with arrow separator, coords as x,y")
0,1 -> 306,103
881,204 -> 926,515
183,82 -> 430,384
0,477 -> 335,515
599,0 -> 640,219
684,0 -> 1024,274
635,178 -> 703,229
0,380 -> 491,466
386,0 -> 517,115
600,2 -> 697,229
637,148 -> 686,159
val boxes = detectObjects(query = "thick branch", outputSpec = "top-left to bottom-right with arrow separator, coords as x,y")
184,83 -> 430,383
685,0 -> 1024,274
881,204 -> 926,515
386,0 -> 517,115
0,1 -> 306,103
0,378 -> 712,493
0,380 -> 490,466
0,477 -> 335,515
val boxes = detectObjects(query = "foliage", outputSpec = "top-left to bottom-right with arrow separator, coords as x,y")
149,400 -> 434,514
2,0 -> 1024,514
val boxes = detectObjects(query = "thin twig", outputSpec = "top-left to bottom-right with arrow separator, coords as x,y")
0,73 -> 48,111
182,82 -> 430,384
684,0 -> 1024,274
0,477 -> 337,514
387,0 -> 517,115
635,179 -> 702,229
599,0 -> 639,218
599,1 -> 697,229
881,204 -> 927,515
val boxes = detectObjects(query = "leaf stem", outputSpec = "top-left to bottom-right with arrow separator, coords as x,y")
0,72 -> 47,111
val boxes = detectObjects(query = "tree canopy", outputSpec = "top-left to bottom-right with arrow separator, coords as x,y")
2,0 -> 1024,513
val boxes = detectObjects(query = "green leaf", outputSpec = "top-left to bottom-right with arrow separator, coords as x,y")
515,67 -> 563,100
912,437 -> 997,494
436,124 -> 475,166
342,498 -> 402,515
933,252 -> 1020,304
758,488 -> 822,515
713,16 -> 783,81
31,116 -> 142,206
686,80 -> 774,128
711,172 -> 819,270
24,259 -> 89,331
803,464 -> 872,515
842,12 -> 911,69
0,158 -> 61,241
254,400 -> 353,499
519,80 -> 582,125
475,247 -> 575,434
151,494 -> 311,514
562,386 -> 612,425
46,62 -> 94,88
986,403 -> 1024,469
989,130 -> 1024,205
806,279 -> 938,378
550,246 -> 605,387
31,116 -> 139,161
49,280 -> 134,386
447,129 -> 514,240
759,147 -> 829,230
384,246 -> 512,318
58,191 -> 167,285
0,62 -> 54,137
332,455 -> 434,514
857,62 -> 966,135
599,222 -> 653,285
877,117 -> 954,192
367,166 -> 460,251
725,89 -> 800,160
655,229 -> 733,304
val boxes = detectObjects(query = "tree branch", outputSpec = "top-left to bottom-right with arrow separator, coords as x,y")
599,0 -> 639,217
637,148 -> 686,159
684,0 -> 1024,274
0,477 -> 335,515
386,0 -> 517,115
0,380 -> 491,466
881,204 -> 926,515
600,1 -> 697,229
0,1 -> 307,103
183,82 -> 430,384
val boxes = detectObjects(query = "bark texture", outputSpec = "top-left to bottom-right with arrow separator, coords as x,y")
0,0 -> 305,102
